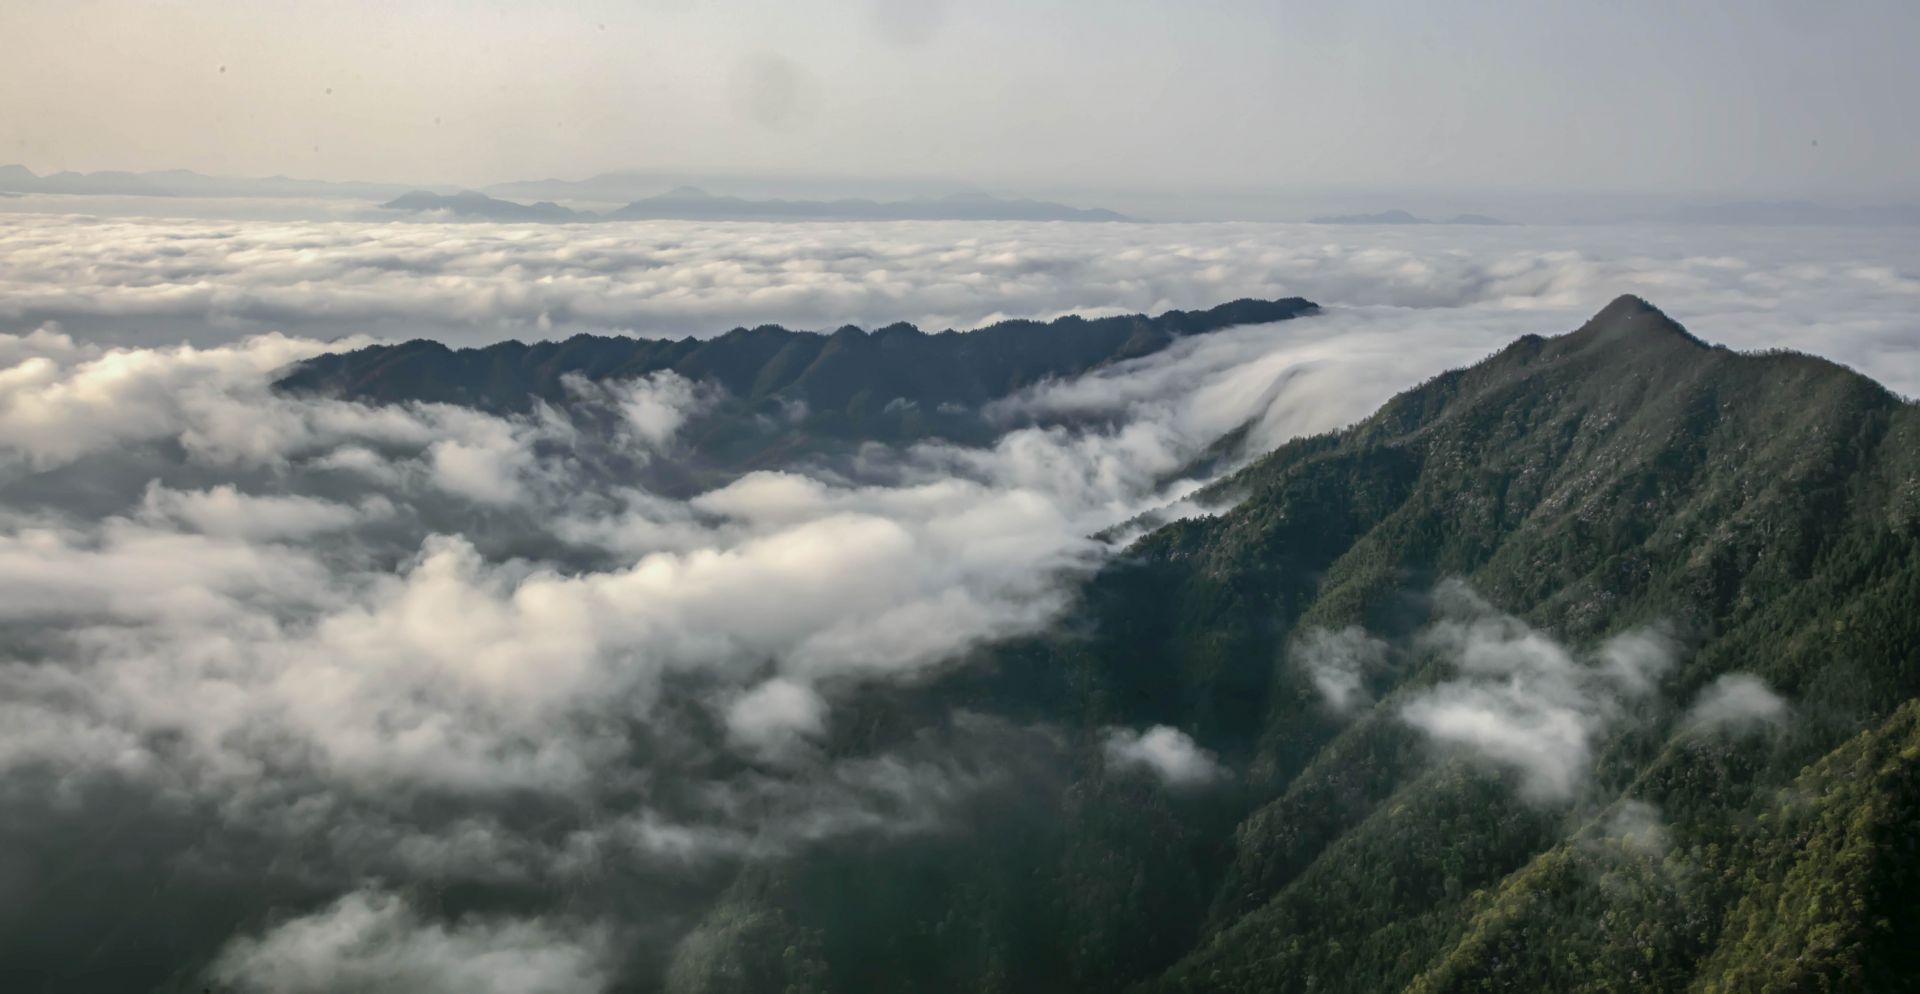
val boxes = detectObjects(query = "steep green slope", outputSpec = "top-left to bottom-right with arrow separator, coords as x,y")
664,296 -> 1920,994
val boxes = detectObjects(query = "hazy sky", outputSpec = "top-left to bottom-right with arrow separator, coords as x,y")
4,0 -> 1918,200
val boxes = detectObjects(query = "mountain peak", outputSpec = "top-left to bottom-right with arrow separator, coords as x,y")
1565,294 -> 1707,350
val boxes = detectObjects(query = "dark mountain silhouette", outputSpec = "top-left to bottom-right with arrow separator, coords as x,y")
650,296 -> 1920,993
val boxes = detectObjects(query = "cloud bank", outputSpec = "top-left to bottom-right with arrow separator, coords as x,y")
1,215 -> 1914,402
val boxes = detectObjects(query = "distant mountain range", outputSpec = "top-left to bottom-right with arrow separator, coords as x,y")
380,189 -> 582,221
1308,209 -> 1511,225
482,169 -> 973,205
10,164 -> 1920,228
380,186 -> 1133,223
0,164 -> 1129,221
0,163 -> 440,200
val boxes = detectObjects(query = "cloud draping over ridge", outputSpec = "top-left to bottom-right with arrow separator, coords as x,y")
0,212 -> 1902,988
0,297 -> 1373,987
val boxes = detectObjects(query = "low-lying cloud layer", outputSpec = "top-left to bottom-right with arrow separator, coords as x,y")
212,890 -> 613,994
0,295 -> 1328,987
2,215 -> 1915,400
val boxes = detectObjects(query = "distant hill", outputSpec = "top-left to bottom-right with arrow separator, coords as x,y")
0,164 -> 1124,219
380,189 -> 585,221
380,185 -> 1132,223
485,170 -> 980,204
1309,208 -> 1511,225
607,186 -> 1131,222
0,163 -> 441,200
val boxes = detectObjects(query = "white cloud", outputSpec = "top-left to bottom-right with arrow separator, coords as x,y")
210,889 -> 612,994
1399,581 -> 1675,802
1685,673 -> 1789,732
1103,725 -> 1225,786
0,216 -> 1914,399
1294,625 -> 1389,713
726,677 -> 828,756
140,484 -> 385,540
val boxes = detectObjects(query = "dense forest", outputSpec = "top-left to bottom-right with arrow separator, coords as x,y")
656,296 -> 1920,993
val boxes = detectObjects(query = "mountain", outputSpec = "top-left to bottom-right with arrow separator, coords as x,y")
276,297 -> 1316,489
652,296 -> 1920,993
1309,209 -> 1511,225
1441,212 -> 1509,225
0,163 -> 442,200
380,189 -> 585,221
0,164 -> 1125,219
485,170 -> 987,205
606,187 -> 1132,222
379,185 -> 1133,222
1664,200 -> 1920,226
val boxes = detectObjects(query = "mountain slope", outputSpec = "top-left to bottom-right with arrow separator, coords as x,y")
661,296 -> 1920,994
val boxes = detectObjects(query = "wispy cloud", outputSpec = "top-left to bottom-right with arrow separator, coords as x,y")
1103,725 -> 1225,786
211,890 -> 613,994
1399,581 -> 1676,802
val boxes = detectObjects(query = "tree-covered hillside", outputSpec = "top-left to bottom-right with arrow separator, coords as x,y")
663,296 -> 1920,994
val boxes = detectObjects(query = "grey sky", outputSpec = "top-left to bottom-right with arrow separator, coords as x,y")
4,0 -> 1917,200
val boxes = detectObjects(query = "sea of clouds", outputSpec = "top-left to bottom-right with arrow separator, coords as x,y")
2,214 -> 1917,396
0,211 -> 1910,991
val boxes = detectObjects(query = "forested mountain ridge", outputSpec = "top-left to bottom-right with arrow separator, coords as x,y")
273,298 -> 1316,491
662,295 -> 1920,994
275,297 -> 1315,415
